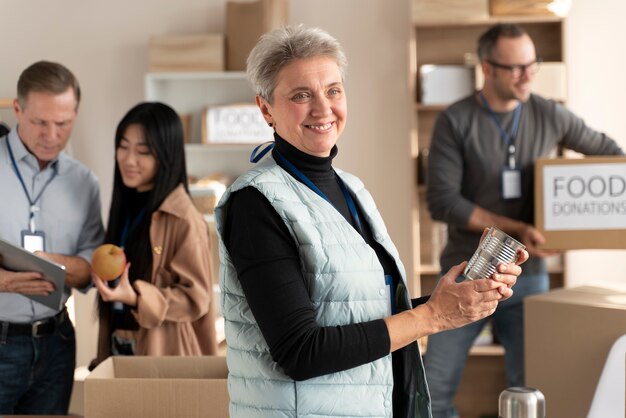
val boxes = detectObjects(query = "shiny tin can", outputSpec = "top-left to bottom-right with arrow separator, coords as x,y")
499,387 -> 546,418
464,226 -> 525,280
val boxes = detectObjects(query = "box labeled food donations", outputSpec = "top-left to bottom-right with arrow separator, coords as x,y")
84,356 -> 229,418
525,285 -> 626,418
535,156 -> 626,249
202,103 -> 274,144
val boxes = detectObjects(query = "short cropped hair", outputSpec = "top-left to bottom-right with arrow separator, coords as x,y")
477,24 -> 528,61
246,25 -> 348,103
17,61 -> 81,109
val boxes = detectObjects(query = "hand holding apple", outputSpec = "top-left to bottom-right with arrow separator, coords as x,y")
91,244 -> 126,281
92,262 -> 138,307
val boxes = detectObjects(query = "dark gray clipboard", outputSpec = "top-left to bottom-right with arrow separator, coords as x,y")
0,238 -> 66,310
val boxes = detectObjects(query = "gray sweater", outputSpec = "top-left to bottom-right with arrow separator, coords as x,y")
427,93 -> 623,274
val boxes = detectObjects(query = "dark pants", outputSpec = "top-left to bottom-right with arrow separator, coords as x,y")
0,314 -> 76,414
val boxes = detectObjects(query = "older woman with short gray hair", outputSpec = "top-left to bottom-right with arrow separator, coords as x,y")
215,24 -> 527,418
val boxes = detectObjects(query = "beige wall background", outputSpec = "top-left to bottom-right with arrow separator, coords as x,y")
0,0 -> 624,366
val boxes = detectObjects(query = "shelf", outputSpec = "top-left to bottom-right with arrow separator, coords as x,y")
145,71 -> 247,82
420,264 -> 441,275
146,71 -> 259,178
421,341 -> 504,357
415,103 -> 448,112
184,143 -> 257,152
0,98 -> 12,108
414,15 -> 563,28
470,344 -> 505,356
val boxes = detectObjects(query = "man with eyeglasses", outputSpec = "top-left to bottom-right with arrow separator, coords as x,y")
424,23 -> 623,418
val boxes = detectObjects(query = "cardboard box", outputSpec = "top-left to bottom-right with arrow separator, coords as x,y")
202,103 -> 273,144
85,356 -> 229,418
225,0 -> 288,71
534,156 -> 626,249
475,61 -> 567,102
420,65 -> 474,105
412,0 -> 489,24
149,34 -> 225,72
489,0 -> 570,17
525,286 -> 626,418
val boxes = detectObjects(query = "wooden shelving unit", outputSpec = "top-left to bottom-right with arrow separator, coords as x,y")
410,9 -> 567,418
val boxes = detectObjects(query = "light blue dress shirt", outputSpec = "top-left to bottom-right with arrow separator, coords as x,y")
0,127 -> 104,322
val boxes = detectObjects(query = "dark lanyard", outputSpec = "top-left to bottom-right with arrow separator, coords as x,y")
479,91 -> 521,169
273,149 -> 364,236
119,208 -> 147,249
6,136 -> 57,232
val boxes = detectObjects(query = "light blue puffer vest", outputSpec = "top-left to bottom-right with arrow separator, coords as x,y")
215,157 -> 429,418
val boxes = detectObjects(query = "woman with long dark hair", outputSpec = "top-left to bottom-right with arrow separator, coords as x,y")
91,102 -> 217,365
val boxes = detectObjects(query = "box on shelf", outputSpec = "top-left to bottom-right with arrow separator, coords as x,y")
189,180 -> 227,215
420,65 -> 475,105
525,285 -> 626,418
534,156 -> 626,250
179,113 -> 192,144
149,34 -> 224,72
85,356 -> 229,418
225,0 -> 288,71
412,0 -> 489,24
202,103 -> 273,144
475,61 -> 567,102
489,0 -> 571,17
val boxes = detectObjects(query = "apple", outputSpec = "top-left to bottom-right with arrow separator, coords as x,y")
91,244 -> 126,281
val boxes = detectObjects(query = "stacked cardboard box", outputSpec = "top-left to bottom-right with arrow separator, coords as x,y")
525,286 -> 626,418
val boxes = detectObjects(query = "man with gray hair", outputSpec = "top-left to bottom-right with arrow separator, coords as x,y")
0,61 -> 104,414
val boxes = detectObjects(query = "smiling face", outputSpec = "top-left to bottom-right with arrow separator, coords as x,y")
116,123 -> 158,192
257,56 -> 347,157
482,34 -> 537,109
14,88 -> 77,169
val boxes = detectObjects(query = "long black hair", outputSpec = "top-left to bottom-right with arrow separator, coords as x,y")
106,101 -> 188,282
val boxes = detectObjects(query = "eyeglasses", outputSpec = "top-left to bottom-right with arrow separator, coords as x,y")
487,58 -> 543,78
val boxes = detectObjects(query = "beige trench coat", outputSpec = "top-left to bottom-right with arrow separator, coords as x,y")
95,185 -> 218,364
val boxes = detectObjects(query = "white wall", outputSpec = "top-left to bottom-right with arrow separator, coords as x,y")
0,0 -> 412,367
564,0 -> 626,286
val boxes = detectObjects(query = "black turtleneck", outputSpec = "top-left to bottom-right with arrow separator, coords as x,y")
223,135 -> 403,380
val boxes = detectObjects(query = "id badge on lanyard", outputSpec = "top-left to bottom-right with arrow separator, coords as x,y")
22,205 -> 46,252
22,230 -> 46,252
478,92 -> 523,201
502,146 -> 522,200
502,168 -> 522,199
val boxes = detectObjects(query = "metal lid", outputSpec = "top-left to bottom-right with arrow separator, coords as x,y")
499,387 -> 545,418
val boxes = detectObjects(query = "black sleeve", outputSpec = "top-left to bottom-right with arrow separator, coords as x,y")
223,186 -> 390,381
411,296 -> 430,308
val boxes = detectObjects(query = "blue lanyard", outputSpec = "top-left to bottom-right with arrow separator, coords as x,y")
268,146 -> 364,237
6,136 -> 57,232
479,91 -> 521,169
119,208 -> 146,249
252,142 -> 397,311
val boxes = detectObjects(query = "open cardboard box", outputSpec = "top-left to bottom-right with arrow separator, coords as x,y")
85,356 -> 228,418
